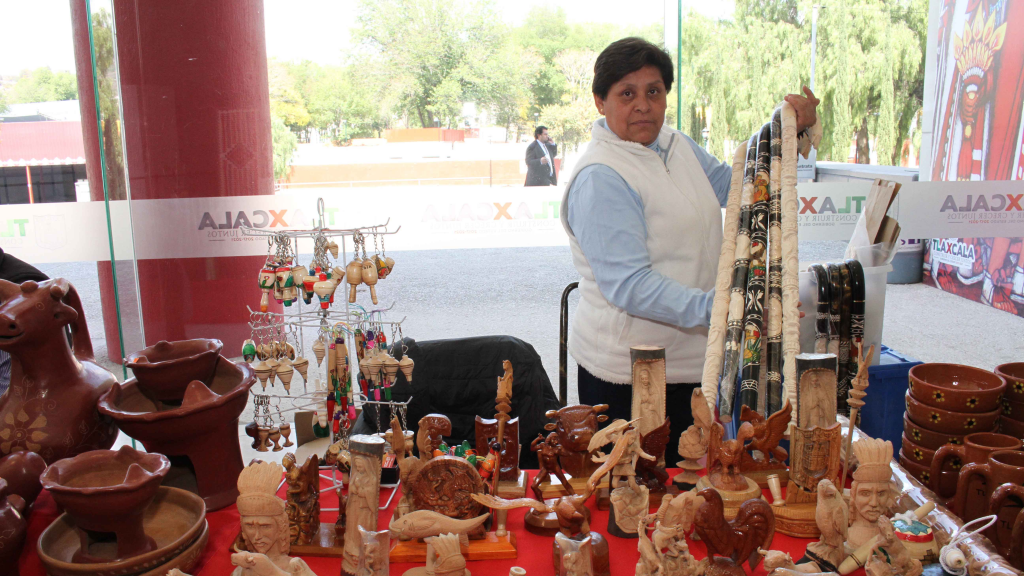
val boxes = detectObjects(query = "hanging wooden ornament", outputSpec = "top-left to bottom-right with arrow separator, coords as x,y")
277,358 -> 294,393
313,279 -> 336,310
332,266 -> 346,284
280,422 -> 294,447
258,266 -> 276,312
254,360 -> 272,390
367,353 -> 384,388
383,354 -> 400,385
291,264 -> 309,302
399,355 -> 414,383
282,342 -> 296,361
346,257 -> 363,303
336,337 -> 349,383
361,259 -> 379,305
293,356 -> 309,382
256,342 -> 271,361
328,240 -> 339,259
266,358 -> 280,386
302,274 -> 317,305
355,330 -> 366,360
313,339 -> 326,366
242,339 -> 257,363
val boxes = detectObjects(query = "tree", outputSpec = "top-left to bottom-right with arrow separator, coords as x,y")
5,67 -> 78,104
271,114 -> 297,181
540,49 -> 599,156
268,59 -> 311,132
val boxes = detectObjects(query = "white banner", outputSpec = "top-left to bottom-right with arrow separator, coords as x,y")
2,181 -> 1023,264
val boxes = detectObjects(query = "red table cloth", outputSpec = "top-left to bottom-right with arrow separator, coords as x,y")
19,470 -> 862,576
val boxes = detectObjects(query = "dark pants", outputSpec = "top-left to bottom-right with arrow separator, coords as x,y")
577,365 -> 699,457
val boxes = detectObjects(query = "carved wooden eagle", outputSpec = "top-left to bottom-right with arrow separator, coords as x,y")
739,399 -> 791,463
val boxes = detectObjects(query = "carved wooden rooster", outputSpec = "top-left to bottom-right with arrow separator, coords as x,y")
693,489 -> 775,571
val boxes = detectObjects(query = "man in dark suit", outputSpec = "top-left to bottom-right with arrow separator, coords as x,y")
525,126 -> 558,186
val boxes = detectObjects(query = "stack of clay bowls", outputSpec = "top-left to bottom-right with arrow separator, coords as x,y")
902,363 -> 1006,491
37,446 -> 208,576
996,363 -> 1024,440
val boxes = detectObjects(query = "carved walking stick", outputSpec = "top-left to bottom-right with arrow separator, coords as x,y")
738,123 -> 772,414
491,361 -> 514,536
847,259 -> 866,372
701,143 -> 750,414
809,264 -> 831,354
837,263 -> 853,416
765,109 -> 785,415
840,344 -> 874,490
719,136 -> 758,422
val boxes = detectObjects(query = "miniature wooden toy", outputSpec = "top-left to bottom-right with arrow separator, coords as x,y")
588,419 -> 655,538
0,479 -> 27,576
400,354 -> 415,382
361,258 -> 379,304
693,489 -> 775,572
804,479 -> 849,571
675,389 -> 713,488
767,474 -> 782,504
738,399 -> 791,487
343,435 -> 385,575
235,460 -> 317,576
402,533 -> 469,576
480,361 -> 525,535
630,346 -> 666,439
0,278 -> 119,464
346,257 -> 363,303
532,432 -> 573,499
538,404 -> 610,495
356,526 -> 390,576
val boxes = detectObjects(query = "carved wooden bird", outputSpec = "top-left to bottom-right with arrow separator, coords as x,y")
740,399 -> 792,463
815,478 -> 848,550
635,418 -> 671,489
708,421 -> 755,474
693,488 -> 775,571
678,389 -> 714,460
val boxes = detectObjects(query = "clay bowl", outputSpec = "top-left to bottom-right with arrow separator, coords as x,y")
908,363 -> 1006,413
38,486 -> 207,576
902,434 -> 962,472
1001,397 -> 1024,422
98,358 -> 255,511
125,339 -> 223,402
1000,416 -> 1024,440
996,363 -> 1024,403
900,450 -> 958,496
904,414 -> 967,450
906,391 -> 1001,435
40,446 -> 170,562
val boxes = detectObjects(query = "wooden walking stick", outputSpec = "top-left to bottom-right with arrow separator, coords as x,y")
840,344 -> 874,490
765,108 -> 785,416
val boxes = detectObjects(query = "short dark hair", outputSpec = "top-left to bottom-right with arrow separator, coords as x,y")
535,126 -> 548,138
592,37 -> 674,100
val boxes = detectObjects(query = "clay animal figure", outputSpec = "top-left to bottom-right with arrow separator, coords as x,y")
635,418 -> 671,491
387,509 -> 489,546
693,489 -> 775,571
740,399 -> 791,464
805,479 -> 848,569
707,421 -> 755,491
0,479 -> 27,576
0,279 -> 118,463
544,404 -> 610,478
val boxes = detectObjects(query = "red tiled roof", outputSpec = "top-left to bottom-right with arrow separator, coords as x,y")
0,121 -> 86,167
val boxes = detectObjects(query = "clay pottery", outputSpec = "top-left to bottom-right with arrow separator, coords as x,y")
37,486 -> 206,576
955,450 -> 1024,548
904,414 -> 967,450
908,363 -> 1007,413
0,479 -> 27,576
905,391 -> 1000,434
900,449 -> 958,498
996,363 -> 1024,403
40,446 -> 170,561
929,432 -> 1022,505
903,434 -> 963,475
97,358 -> 256,511
987,483 -> 1024,568
125,339 -> 223,403
1002,398 -> 1024,422
1001,416 -> 1024,439
0,278 -> 119,465
0,449 -> 46,506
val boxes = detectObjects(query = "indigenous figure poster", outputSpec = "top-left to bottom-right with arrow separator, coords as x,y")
920,0 -> 1024,315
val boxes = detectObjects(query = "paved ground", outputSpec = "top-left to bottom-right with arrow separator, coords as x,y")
34,242 -> 1024,422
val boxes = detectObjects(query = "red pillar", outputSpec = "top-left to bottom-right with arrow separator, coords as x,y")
72,0 -> 277,362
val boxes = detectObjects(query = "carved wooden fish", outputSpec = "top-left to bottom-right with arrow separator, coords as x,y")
387,510 -> 490,546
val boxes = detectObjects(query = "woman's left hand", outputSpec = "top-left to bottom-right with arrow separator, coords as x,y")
784,86 -> 820,132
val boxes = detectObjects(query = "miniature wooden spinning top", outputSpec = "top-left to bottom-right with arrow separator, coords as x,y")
361,259 -> 379,304
254,361 -> 272,390
313,279 -> 337,310
400,355 -> 415,382
313,339 -> 326,366
266,358 -> 280,386
277,359 -> 294,393
292,356 -> 309,383
328,240 -> 339,259
346,258 -> 363,303
242,339 -> 257,363
384,354 -> 400,383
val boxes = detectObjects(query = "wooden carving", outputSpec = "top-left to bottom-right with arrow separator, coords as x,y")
556,532 -> 594,576
739,399 -> 790,473
693,489 -> 775,572
654,491 -> 705,536
342,435 -> 384,576
475,416 -> 520,482
386,509 -> 489,543
356,526 -> 389,576
417,414 -> 451,458
283,453 -> 320,546
764,108 -> 784,415
630,346 -> 666,438
707,421 -> 755,491
533,432 -> 573,500
589,420 -> 655,537
795,353 -> 838,430
390,416 -> 420,521
543,404 -> 609,478
676,389 -> 714,486
788,423 -> 842,499
804,478 -> 849,570
408,456 -> 486,535
700,143 -> 749,451
635,418 -> 671,491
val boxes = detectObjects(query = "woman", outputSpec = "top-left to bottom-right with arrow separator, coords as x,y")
560,37 -> 819,447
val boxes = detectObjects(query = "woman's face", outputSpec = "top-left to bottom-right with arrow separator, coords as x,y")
594,65 -> 667,146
